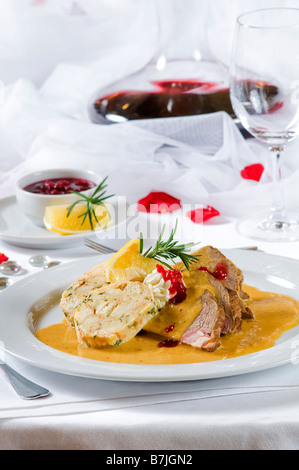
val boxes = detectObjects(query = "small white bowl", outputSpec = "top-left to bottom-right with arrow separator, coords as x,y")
16,169 -> 102,227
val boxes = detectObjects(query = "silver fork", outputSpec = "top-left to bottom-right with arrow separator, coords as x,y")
84,238 -> 117,255
84,238 -> 259,256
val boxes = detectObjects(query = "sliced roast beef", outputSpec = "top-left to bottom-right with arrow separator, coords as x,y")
145,247 -> 254,353
192,246 -> 244,291
180,291 -> 226,352
188,246 -> 255,321
145,268 -> 242,352
207,274 -> 243,335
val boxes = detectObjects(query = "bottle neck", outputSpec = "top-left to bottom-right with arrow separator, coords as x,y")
152,0 -> 209,68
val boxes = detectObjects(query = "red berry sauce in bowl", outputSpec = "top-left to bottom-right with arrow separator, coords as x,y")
16,169 -> 101,227
23,178 -> 96,195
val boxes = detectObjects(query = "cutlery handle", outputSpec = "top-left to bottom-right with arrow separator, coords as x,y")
0,363 -> 50,400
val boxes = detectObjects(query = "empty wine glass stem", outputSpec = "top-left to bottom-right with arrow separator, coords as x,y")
269,146 -> 287,223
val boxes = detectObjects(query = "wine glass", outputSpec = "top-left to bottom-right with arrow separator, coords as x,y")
230,8 -> 299,242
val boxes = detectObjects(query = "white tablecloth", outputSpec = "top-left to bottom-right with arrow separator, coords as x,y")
1,225 -> 299,451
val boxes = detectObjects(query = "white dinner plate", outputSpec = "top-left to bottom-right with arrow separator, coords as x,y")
0,196 -> 129,249
1,249 -> 299,382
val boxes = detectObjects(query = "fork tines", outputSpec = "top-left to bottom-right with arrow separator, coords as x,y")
84,238 -> 116,255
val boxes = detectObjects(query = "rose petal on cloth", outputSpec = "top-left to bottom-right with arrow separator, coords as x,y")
0,253 -> 8,264
137,192 -> 181,214
186,207 -> 220,224
241,164 -> 264,182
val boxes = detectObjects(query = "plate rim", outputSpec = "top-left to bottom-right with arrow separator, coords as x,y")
0,249 -> 299,382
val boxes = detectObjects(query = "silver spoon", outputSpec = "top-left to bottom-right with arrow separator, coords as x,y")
0,361 -> 50,400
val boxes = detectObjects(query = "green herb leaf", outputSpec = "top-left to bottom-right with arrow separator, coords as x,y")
140,233 -> 144,254
140,220 -> 201,271
67,176 -> 114,231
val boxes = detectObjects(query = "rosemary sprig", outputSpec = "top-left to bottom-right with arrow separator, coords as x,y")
67,176 -> 114,231
140,220 -> 201,270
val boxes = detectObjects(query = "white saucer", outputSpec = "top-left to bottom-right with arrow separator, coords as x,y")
0,196 -> 129,249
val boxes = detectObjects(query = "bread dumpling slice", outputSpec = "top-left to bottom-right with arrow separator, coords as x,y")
74,281 -> 158,348
60,262 -> 108,327
60,274 -> 108,327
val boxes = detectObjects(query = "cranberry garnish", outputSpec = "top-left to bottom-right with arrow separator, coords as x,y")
165,324 -> 175,334
199,267 -> 213,276
199,263 -> 228,281
171,291 -> 187,305
156,264 -> 187,305
213,263 -> 228,281
158,339 -> 179,348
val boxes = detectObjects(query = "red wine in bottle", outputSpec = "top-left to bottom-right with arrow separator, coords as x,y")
90,80 -> 234,124
90,79 -> 280,124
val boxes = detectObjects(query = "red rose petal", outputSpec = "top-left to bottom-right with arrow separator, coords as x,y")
138,192 -> 181,214
241,164 -> 264,182
186,207 -> 220,224
0,253 -> 8,264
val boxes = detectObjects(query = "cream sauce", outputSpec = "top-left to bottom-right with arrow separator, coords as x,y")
36,285 -> 299,365
145,269 -> 219,340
